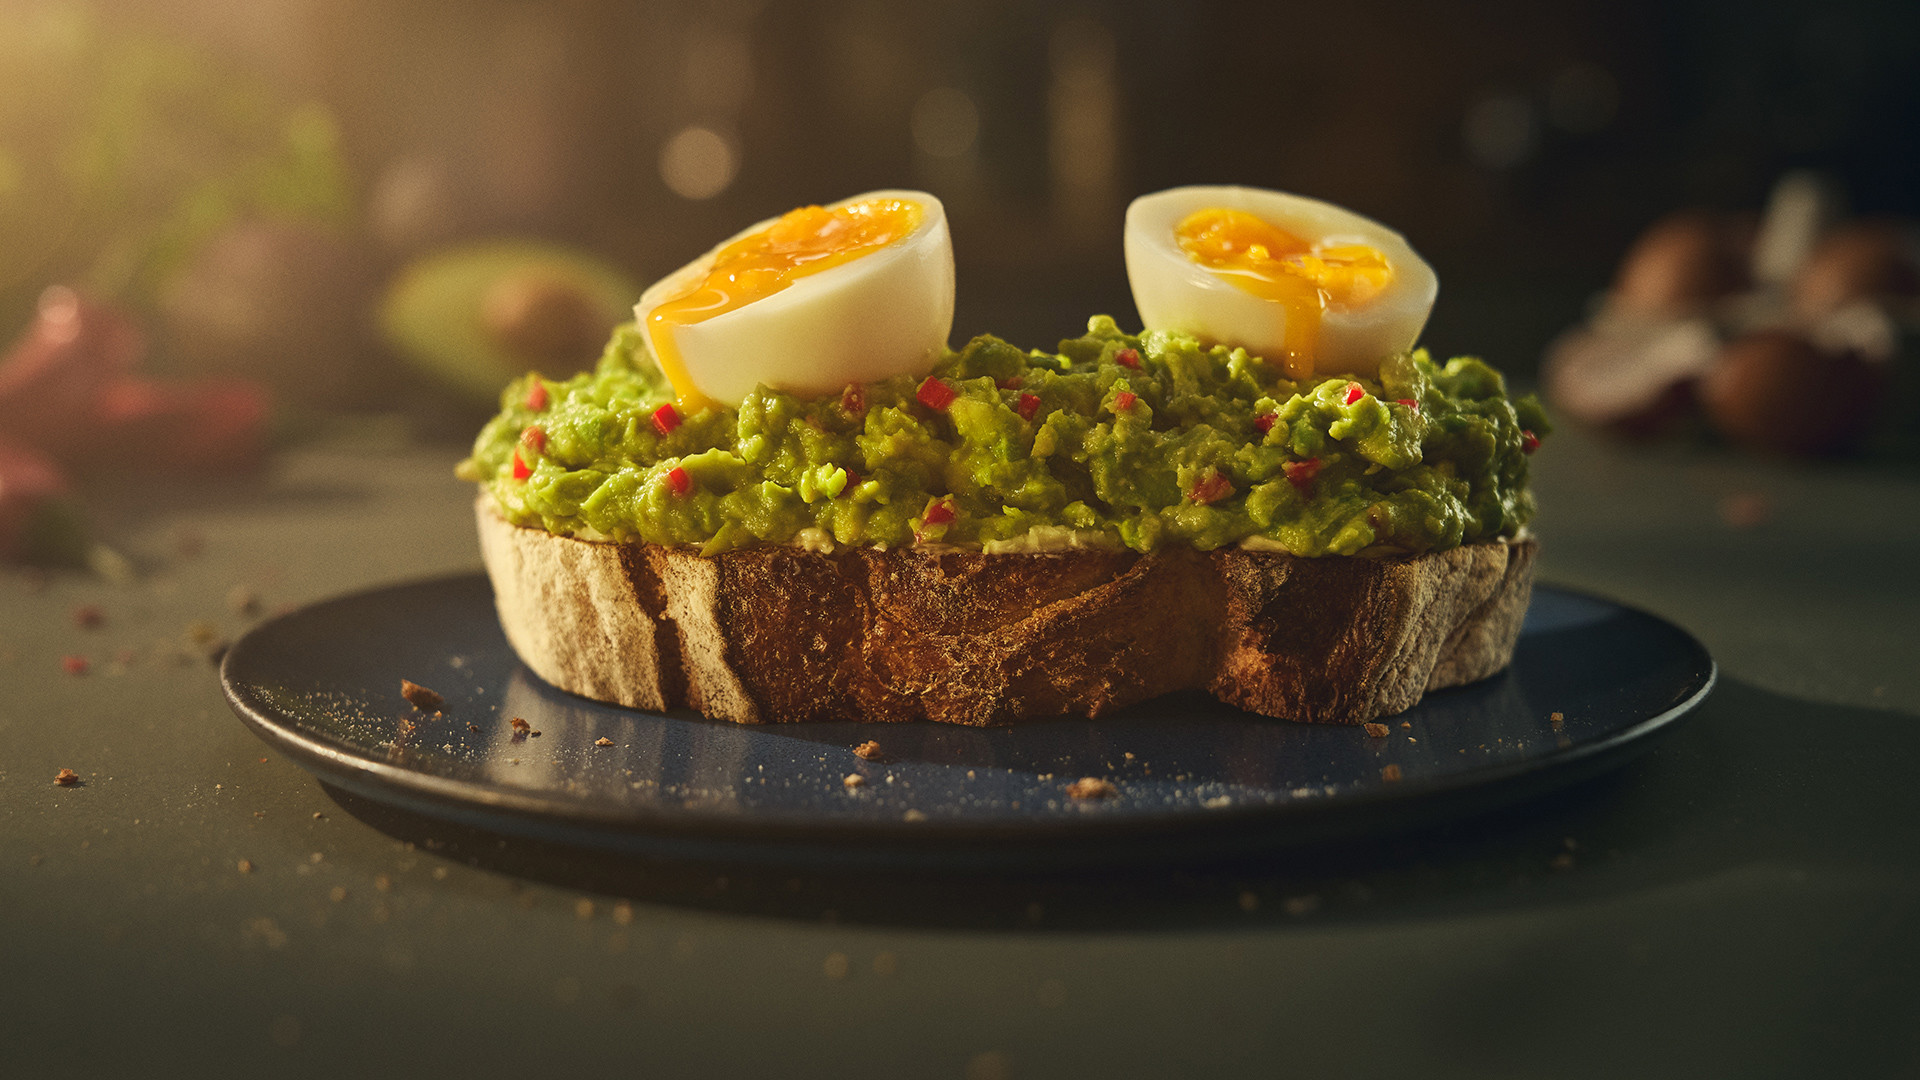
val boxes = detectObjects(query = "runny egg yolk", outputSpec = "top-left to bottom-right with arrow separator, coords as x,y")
647,198 -> 924,410
1174,208 -> 1394,379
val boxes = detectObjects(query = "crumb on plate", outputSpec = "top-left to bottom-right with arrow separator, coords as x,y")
1066,777 -> 1116,800
401,680 -> 444,711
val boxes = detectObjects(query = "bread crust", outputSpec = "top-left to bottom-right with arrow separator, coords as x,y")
477,496 -> 1535,726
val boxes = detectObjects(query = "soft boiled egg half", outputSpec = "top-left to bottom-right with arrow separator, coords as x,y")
635,189 -> 955,410
1124,185 -> 1438,378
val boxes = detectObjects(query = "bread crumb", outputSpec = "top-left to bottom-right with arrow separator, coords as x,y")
1362,722 -> 1389,737
1066,777 -> 1116,800
575,899 -> 595,920
401,680 -> 444,711
902,809 -> 928,822
329,886 -> 347,903
612,902 -> 633,926
374,874 -> 392,893
510,717 -> 531,735
467,723 -> 481,733
853,740 -> 883,761
1380,764 -> 1404,782
312,812 -> 324,819
53,768 -> 79,786
1549,711 -> 1565,729
1400,721 -> 1412,729
227,585 -> 262,616
594,737 -> 615,747
186,621 -> 229,663
842,773 -> 865,789
237,859 -> 253,874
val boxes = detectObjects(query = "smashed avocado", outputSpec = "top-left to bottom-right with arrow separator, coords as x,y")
461,316 -> 1549,557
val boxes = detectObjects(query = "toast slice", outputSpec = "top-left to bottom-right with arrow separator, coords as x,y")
477,497 -> 1535,726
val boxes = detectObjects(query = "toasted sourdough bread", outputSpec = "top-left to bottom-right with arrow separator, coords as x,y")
477,498 -> 1535,726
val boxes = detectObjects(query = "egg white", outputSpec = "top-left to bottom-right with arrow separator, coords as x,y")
634,189 -> 955,405
1124,185 -> 1438,377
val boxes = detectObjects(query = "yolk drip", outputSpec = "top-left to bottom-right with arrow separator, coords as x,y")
1174,207 -> 1393,379
646,198 -> 924,410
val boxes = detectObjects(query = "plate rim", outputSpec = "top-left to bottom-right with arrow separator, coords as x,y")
221,573 -> 1716,849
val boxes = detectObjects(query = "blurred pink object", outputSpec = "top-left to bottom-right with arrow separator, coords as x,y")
79,378 -> 272,473
0,286 -> 273,475
0,287 -> 146,458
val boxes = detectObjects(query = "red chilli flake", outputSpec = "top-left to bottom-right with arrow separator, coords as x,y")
526,382 -> 549,411
840,384 -> 866,416
841,470 -> 861,492
1114,347 -> 1142,369
1017,393 -> 1042,421
666,466 -> 693,497
1521,429 -> 1540,454
1284,458 -> 1322,492
651,403 -> 682,437
1253,412 -> 1277,435
917,376 -> 957,411
998,376 -> 1024,390
922,499 -> 956,526
1190,471 -> 1233,505
520,426 -> 546,453
62,655 -> 90,676
1344,382 -> 1365,405
511,451 -> 531,480
1114,390 -> 1137,413
1396,398 -> 1420,411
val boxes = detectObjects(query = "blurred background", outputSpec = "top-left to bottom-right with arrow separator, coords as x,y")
3,0 -> 1918,537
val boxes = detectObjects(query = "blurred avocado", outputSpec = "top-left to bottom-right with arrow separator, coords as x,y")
381,241 -> 637,407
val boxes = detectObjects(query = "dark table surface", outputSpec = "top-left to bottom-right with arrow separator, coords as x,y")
4,420 -> 1917,1079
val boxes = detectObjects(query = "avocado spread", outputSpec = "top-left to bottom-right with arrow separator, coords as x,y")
461,315 -> 1549,557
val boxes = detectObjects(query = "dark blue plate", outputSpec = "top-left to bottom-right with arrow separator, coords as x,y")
221,575 -> 1713,867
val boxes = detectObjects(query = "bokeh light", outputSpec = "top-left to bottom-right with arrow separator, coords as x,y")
658,125 -> 739,200
911,88 -> 980,159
